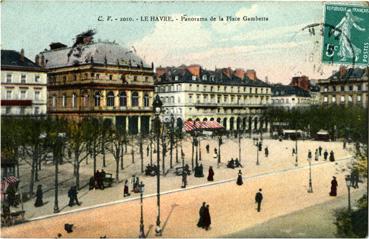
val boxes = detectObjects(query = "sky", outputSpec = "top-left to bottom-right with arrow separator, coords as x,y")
2,1 -> 367,84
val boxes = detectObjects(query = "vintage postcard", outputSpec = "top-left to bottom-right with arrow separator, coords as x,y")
1,1 -> 368,238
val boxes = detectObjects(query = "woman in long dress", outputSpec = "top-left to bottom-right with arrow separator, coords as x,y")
236,170 -> 243,185
329,176 -> 338,196
207,166 -> 214,181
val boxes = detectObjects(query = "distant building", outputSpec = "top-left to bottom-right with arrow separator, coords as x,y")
155,65 -> 272,132
317,66 -> 368,108
289,75 -> 310,91
37,30 -> 155,134
271,84 -> 312,109
1,49 -> 47,116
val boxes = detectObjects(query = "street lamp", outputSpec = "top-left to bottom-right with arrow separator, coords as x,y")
307,150 -> 313,193
217,135 -> 222,167
345,175 -> 351,212
138,181 -> 145,238
153,95 -> 162,236
170,114 -> 174,169
295,131 -> 298,167
53,132 -> 66,213
256,140 -> 260,165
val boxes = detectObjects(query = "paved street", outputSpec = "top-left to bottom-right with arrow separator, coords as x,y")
3,152 -> 365,238
14,138 -> 353,220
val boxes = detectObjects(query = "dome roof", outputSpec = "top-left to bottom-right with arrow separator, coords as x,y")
40,41 -> 150,69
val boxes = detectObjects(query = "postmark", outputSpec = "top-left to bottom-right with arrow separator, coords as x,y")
322,4 -> 369,66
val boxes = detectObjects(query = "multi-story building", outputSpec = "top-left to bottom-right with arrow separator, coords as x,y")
271,84 -> 312,109
1,49 -> 47,116
38,31 -> 155,134
155,65 -> 272,131
318,66 -> 368,107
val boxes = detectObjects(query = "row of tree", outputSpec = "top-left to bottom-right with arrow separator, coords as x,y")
1,116 -> 183,195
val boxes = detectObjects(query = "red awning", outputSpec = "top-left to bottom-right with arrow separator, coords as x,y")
0,100 -> 32,106
184,120 -> 224,132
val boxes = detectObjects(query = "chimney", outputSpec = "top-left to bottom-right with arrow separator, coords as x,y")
156,67 -> 167,77
246,69 -> 257,80
339,65 -> 347,78
234,68 -> 245,79
20,49 -> 25,62
35,54 -> 40,66
222,67 -> 232,78
187,64 -> 201,77
40,54 -> 45,67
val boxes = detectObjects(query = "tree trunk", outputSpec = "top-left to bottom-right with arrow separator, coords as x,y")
93,142 -> 97,174
102,145 -> 106,168
176,141 -> 179,163
76,162 -> 80,190
140,140 -> 144,173
29,153 -> 36,196
120,145 -> 124,170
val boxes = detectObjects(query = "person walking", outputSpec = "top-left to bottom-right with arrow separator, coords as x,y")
206,144 -> 210,154
318,146 -> 322,156
182,170 -> 188,188
315,149 -> 319,161
236,170 -> 243,186
292,148 -> 296,156
197,202 -> 206,228
207,166 -> 214,181
68,186 -> 80,207
352,168 -> 359,189
203,204 -> 211,230
214,148 -> 218,155
329,150 -> 335,162
34,185 -> 43,207
343,140 -> 347,149
329,176 -> 338,196
323,149 -> 328,160
264,147 -> 269,158
255,188 -> 263,212
123,180 -> 130,197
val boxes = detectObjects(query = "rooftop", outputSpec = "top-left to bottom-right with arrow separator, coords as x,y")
1,50 -> 43,71
271,84 -> 311,97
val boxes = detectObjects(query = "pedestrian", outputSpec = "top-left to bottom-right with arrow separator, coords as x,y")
199,163 -> 204,177
343,140 -> 346,149
255,188 -> 263,212
123,180 -> 130,197
352,169 -> 359,189
329,176 -> 338,196
203,204 -> 211,230
100,169 -> 106,190
182,170 -> 188,188
214,148 -> 218,155
315,149 -> 319,161
89,176 -> 95,190
318,146 -> 322,156
308,150 -> 312,159
147,145 -> 150,157
197,202 -> 206,228
264,147 -> 269,158
206,144 -> 210,154
34,185 -> 43,207
329,150 -> 335,162
323,149 -> 328,160
207,166 -> 214,181
68,186 -> 80,207
95,170 -> 101,189
236,170 -> 243,186
292,148 -> 296,156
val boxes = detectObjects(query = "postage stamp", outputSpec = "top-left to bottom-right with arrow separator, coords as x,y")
322,4 -> 369,65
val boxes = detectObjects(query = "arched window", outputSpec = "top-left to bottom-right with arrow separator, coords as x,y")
107,91 -> 115,107
143,93 -> 149,107
52,95 -> 56,108
62,95 -> 67,108
119,91 -> 127,107
83,94 -> 88,107
95,92 -> 101,106
131,91 -> 139,107
72,93 -> 77,108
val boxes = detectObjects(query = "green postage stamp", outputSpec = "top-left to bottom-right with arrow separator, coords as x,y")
322,4 -> 369,65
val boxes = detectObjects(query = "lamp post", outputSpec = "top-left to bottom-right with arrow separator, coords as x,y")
138,181 -> 145,238
307,150 -> 313,193
345,175 -> 351,212
238,117 -> 242,164
153,95 -> 162,236
217,135 -> 221,167
53,132 -> 66,213
295,131 -> 298,167
256,140 -> 260,165
170,114 -> 174,169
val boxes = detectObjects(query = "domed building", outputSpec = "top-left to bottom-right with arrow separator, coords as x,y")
37,30 -> 154,134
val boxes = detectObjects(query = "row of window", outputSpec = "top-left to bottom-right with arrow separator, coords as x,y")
4,89 -> 42,101
272,97 -> 311,104
157,84 -> 270,94
4,106 -> 41,115
49,73 -> 150,84
5,73 -> 41,83
323,95 -> 362,103
188,94 -> 268,104
52,91 -> 150,108
323,83 -> 367,93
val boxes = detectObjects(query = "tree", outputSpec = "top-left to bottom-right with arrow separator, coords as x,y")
106,125 -> 125,183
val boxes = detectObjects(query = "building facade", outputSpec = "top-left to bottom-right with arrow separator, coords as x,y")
155,65 -> 272,131
38,31 -> 155,134
318,66 -> 368,108
271,84 -> 313,109
1,50 -> 47,116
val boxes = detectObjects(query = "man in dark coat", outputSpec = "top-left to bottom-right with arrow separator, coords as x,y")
197,202 -> 206,228
329,176 -> 338,196
182,170 -> 188,188
203,204 -> 211,230
323,150 -> 328,160
123,180 -> 130,197
236,170 -> 243,185
68,186 -> 80,206
329,150 -> 335,162
318,146 -> 322,156
255,188 -> 263,212
264,147 -> 269,158
207,166 -> 214,181
34,185 -> 43,207
206,144 -> 210,154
